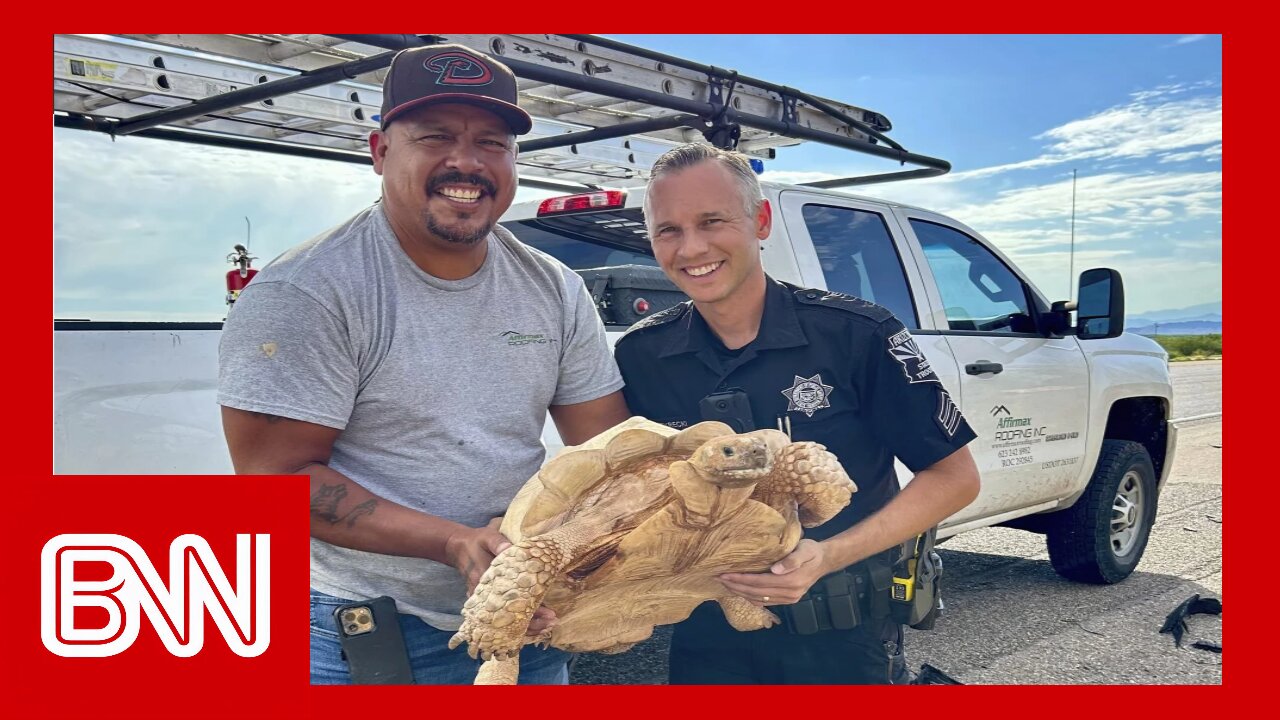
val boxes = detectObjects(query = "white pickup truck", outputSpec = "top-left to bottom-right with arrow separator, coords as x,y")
53,33 -> 1175,586
54,181 -> 1176,585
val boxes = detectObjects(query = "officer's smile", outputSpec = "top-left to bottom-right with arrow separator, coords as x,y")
684,261 -> 724,278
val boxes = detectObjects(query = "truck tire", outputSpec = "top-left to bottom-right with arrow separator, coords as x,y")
1046,439 -> 1157,584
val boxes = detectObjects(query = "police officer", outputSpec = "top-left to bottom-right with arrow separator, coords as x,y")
614,144 -> 981,685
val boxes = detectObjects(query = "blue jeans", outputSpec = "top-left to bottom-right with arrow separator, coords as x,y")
309,590 -> 570,685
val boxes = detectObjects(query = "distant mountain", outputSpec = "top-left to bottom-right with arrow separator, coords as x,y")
1127,320 -> 1221,336
1129,301 -> 1221,324
1126,300 -> 1221,335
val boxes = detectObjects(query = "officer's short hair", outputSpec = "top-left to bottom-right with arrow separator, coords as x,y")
643,143 -> 765,224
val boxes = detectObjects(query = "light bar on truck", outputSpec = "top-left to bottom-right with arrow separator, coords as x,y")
537,191 -> 627,216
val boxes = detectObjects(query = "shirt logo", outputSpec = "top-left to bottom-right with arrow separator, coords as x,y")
500,330 -> 556,347
887,328 -> 938,384
780,373 -> 834,417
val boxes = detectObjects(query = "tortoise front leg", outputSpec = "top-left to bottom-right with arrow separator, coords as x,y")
475,656 -> 521,685
751,437 -> 856,527
717,594 -> 781,631
448,522 -> 599,662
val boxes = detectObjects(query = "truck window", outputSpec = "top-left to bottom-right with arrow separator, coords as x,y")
502,208 -> 687,327
800,204 -> 918,329
501,209 -> 659,270
911,219 -> 1036,334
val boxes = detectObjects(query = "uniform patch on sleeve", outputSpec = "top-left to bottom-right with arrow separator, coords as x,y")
936,388 -> 963,438
887,328 -> 939,384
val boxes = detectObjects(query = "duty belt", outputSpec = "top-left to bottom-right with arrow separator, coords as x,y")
777,545 -> 902,635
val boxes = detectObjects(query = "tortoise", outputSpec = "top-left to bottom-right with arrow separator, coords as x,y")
447,417 -> 856,684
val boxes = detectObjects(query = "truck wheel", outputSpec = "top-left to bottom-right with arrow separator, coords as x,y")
1046,439 -> 1157,584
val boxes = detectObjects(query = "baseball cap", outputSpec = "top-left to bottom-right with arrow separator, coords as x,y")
379,43 -> 533,135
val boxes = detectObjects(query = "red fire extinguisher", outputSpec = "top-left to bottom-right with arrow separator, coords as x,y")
226,244 -> 258,306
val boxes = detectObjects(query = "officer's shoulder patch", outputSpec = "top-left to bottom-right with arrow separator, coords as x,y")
620,301 -> 690,340
793,288 -> 894,323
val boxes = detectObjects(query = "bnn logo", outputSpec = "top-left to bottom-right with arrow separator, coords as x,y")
41,534 -> 270,658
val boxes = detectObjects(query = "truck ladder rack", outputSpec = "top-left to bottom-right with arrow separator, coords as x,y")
54,34 -> 950,188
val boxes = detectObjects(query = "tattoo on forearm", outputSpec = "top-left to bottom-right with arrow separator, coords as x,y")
310,482 -> 378,528
344,499 -> 377,528
310,482 -> 348,523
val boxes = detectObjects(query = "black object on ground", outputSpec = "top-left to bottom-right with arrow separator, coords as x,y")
1159,593 -> 1222,649
912,663 -> 964,685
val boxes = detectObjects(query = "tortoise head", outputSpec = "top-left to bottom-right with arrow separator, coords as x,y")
688,434 -> 773,487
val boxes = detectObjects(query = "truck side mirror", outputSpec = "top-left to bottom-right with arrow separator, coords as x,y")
1075,268 -> 1125,339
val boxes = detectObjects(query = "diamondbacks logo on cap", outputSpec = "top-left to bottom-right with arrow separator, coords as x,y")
425,51 -> 494,86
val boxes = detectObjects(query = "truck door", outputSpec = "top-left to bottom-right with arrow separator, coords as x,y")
896,210 -> 1090,523
778,191 -> 966,489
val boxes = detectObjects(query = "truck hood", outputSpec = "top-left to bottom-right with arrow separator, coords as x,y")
1080,331 -> 1168,362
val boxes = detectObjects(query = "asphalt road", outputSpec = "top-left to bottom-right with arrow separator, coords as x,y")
569,360 -> 1223,685
1169,359 -> 1223,420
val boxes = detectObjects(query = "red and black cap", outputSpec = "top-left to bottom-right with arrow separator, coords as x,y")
379,43 -> 533,135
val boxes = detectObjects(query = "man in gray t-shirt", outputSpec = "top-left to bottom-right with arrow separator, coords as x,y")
217,44 -> 629,686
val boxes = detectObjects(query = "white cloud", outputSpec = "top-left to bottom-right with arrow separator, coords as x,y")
978,226 -> 1137,254
1159,143 -> 1222,163
1011,251 -> 1219,314
54,129 -> 381,320
759,169 -> 843,185
760,169 -> 979,214
759,94 -> 1222,316
941,171 -> 1221,231
1037,93 -> 1220,163
1129,81 -> 1215,102
945,156 -> 1062,182
1175,34 -> 1209,45
934,84 -> 1221,183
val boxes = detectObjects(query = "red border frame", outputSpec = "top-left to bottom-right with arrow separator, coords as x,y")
29,19 -> 1238,716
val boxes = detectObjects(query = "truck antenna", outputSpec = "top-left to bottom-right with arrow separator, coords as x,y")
1064,169 -> 1075,301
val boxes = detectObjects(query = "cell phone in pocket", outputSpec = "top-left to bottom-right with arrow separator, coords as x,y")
332,596 -> 414,684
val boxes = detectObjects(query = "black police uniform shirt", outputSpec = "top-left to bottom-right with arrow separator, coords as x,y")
614,277 -> 977,539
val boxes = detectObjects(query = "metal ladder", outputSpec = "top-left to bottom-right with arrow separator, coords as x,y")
54,34 -> 947,189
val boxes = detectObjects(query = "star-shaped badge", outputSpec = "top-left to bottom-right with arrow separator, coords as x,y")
781,373 -> 834,417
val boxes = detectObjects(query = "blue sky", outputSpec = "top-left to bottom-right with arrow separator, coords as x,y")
53,34 -> 1220,320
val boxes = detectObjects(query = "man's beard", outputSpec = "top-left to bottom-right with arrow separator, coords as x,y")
422,170 -> 498,245
423,210 -> 493,246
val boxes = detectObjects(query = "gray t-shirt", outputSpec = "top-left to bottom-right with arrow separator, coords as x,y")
217,203 -> 623,629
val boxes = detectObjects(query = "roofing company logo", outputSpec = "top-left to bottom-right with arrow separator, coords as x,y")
41,533 -> 270,658
425,51 -> 494,86
991,405 -> 1011,417
501,329 -> 556,347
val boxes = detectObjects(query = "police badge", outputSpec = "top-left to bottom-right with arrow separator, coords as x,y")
781,374 -> 834,417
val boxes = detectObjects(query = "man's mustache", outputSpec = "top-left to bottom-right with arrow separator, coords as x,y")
428,172 -> 497,196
